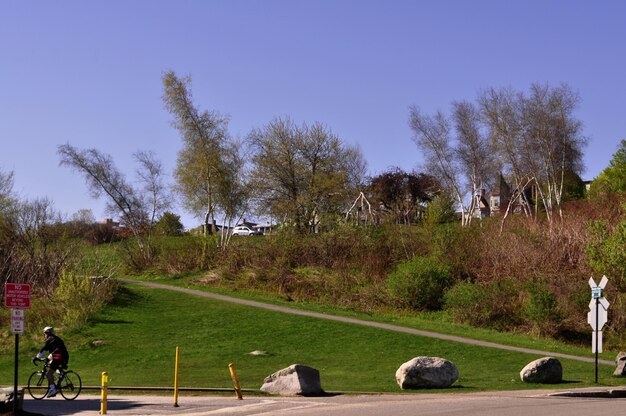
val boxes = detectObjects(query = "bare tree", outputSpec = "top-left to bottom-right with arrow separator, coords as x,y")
135,151 -> 171,228
367,168 -> 439,224
409,106 -> 471,225
480,84 -> 586,228
0,167 -> 16,213
58,144 -> 168,259
0,196 -> 70,294
217,140 -> 252,247
480,87 -> 534,230
452,100 -> 495,222
520,83 -> 586,223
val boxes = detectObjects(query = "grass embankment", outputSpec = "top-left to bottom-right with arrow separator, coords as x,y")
140,274 -> 618,361
1,283 -> 622,393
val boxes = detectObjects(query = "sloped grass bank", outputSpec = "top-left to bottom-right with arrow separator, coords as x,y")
1,284 -> 622,393
145,275 -> 616,362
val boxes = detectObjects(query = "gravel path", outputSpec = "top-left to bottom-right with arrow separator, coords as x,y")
120,279 -> 612,365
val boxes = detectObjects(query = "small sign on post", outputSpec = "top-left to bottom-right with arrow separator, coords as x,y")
4,283 -> 31,416
11,309 -> 24,334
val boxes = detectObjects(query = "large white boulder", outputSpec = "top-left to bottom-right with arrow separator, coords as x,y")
395,356 -> 459,389
614,352 -> 626,376
260,364 -> 323,396
520,357 -> 562,384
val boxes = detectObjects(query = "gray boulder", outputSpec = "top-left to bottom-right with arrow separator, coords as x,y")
614,352 -> 626,376
520,357 -> 562,383
260,364 -> 323,396
395,356 -> 459,389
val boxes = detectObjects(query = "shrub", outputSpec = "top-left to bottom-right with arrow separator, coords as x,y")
523,280 -> 561,336
387,256 -> 452,310
444,279 -> 524,330
54,271 -> 118,329
151,235 -> 207,274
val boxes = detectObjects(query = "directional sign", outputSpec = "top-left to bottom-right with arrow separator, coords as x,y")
4,283 -> 31,309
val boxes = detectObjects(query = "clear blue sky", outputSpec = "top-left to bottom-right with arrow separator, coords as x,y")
1,1 -> 625,228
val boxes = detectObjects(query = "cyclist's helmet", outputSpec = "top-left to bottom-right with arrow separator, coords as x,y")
43,326 -> 54,334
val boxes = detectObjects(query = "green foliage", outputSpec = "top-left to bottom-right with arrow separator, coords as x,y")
523,280 -> 561,336
444,279 -> 524,331
54,271 -> 118,329
425,194 -> 456,226
588,139 -> 626,197
387,256 -> 452,310
586,218 -> 626,289
562,170 -> 586,201
248,117 -> 365,233
153,211 -> 185,236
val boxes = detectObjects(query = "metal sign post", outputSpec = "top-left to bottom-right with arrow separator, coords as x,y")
587,276 -> 609,383
4,283 -> 31,415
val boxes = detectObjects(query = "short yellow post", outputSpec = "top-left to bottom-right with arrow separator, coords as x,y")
173,346 -> 180,407
100,371 -> 108,415
228,363 -> 243,400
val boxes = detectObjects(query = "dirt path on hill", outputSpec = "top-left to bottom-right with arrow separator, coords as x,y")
120,279 -> 613,366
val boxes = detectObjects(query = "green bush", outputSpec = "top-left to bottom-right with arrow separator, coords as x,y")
524,280 -> 561,336
387,256 -> 452,310
444,279 -> 524,330
151,235 -> 208,274
54,271 -> 118,329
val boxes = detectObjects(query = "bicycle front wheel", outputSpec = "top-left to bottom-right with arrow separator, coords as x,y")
58,370 -> 82,400
27,371 -> 49,400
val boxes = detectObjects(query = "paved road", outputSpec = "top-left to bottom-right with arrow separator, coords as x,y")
122,280 -> 612,365
22,389 -> 626,416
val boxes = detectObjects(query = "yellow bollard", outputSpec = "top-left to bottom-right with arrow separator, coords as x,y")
228,363 -> 243,400
100,372 -> 108,415
174,346 -> 180,407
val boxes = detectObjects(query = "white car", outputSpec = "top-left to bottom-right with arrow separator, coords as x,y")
231,226 -> 261,236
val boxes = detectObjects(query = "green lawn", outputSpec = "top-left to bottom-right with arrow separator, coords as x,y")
1,283 -> 623,393
142,275 -> 617,362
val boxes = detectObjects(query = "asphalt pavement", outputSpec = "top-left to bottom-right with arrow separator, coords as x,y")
22,388 -> 626,416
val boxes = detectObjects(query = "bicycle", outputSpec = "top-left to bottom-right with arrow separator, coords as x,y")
27,358 -> 82,400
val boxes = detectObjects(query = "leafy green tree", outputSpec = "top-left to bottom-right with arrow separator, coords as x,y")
588,139 -> 626,198
248,117 -> 366,233
162,71 -> 231,237
154,211 -> 185,236
561,169 -> 585,201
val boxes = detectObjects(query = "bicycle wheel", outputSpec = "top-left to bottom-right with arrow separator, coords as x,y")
58,370 -> 82,400
27,371 -> 49,400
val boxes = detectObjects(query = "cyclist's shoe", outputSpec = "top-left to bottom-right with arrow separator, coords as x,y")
46,385 -> 58,398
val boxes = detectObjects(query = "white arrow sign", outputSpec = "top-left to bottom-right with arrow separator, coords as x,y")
588,276 -> 609,353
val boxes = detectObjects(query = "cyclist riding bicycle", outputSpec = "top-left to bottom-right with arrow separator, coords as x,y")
32,326 -> 69,398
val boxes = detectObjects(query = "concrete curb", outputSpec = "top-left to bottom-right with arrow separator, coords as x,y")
549,388 -> 626,398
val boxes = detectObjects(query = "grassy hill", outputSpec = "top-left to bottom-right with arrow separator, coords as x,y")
1,282 -> 622,393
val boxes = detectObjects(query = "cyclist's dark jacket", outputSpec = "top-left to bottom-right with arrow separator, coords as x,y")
39,334 -> 69,363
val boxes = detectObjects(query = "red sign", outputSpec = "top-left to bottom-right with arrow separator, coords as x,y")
4,283 -> 31,309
